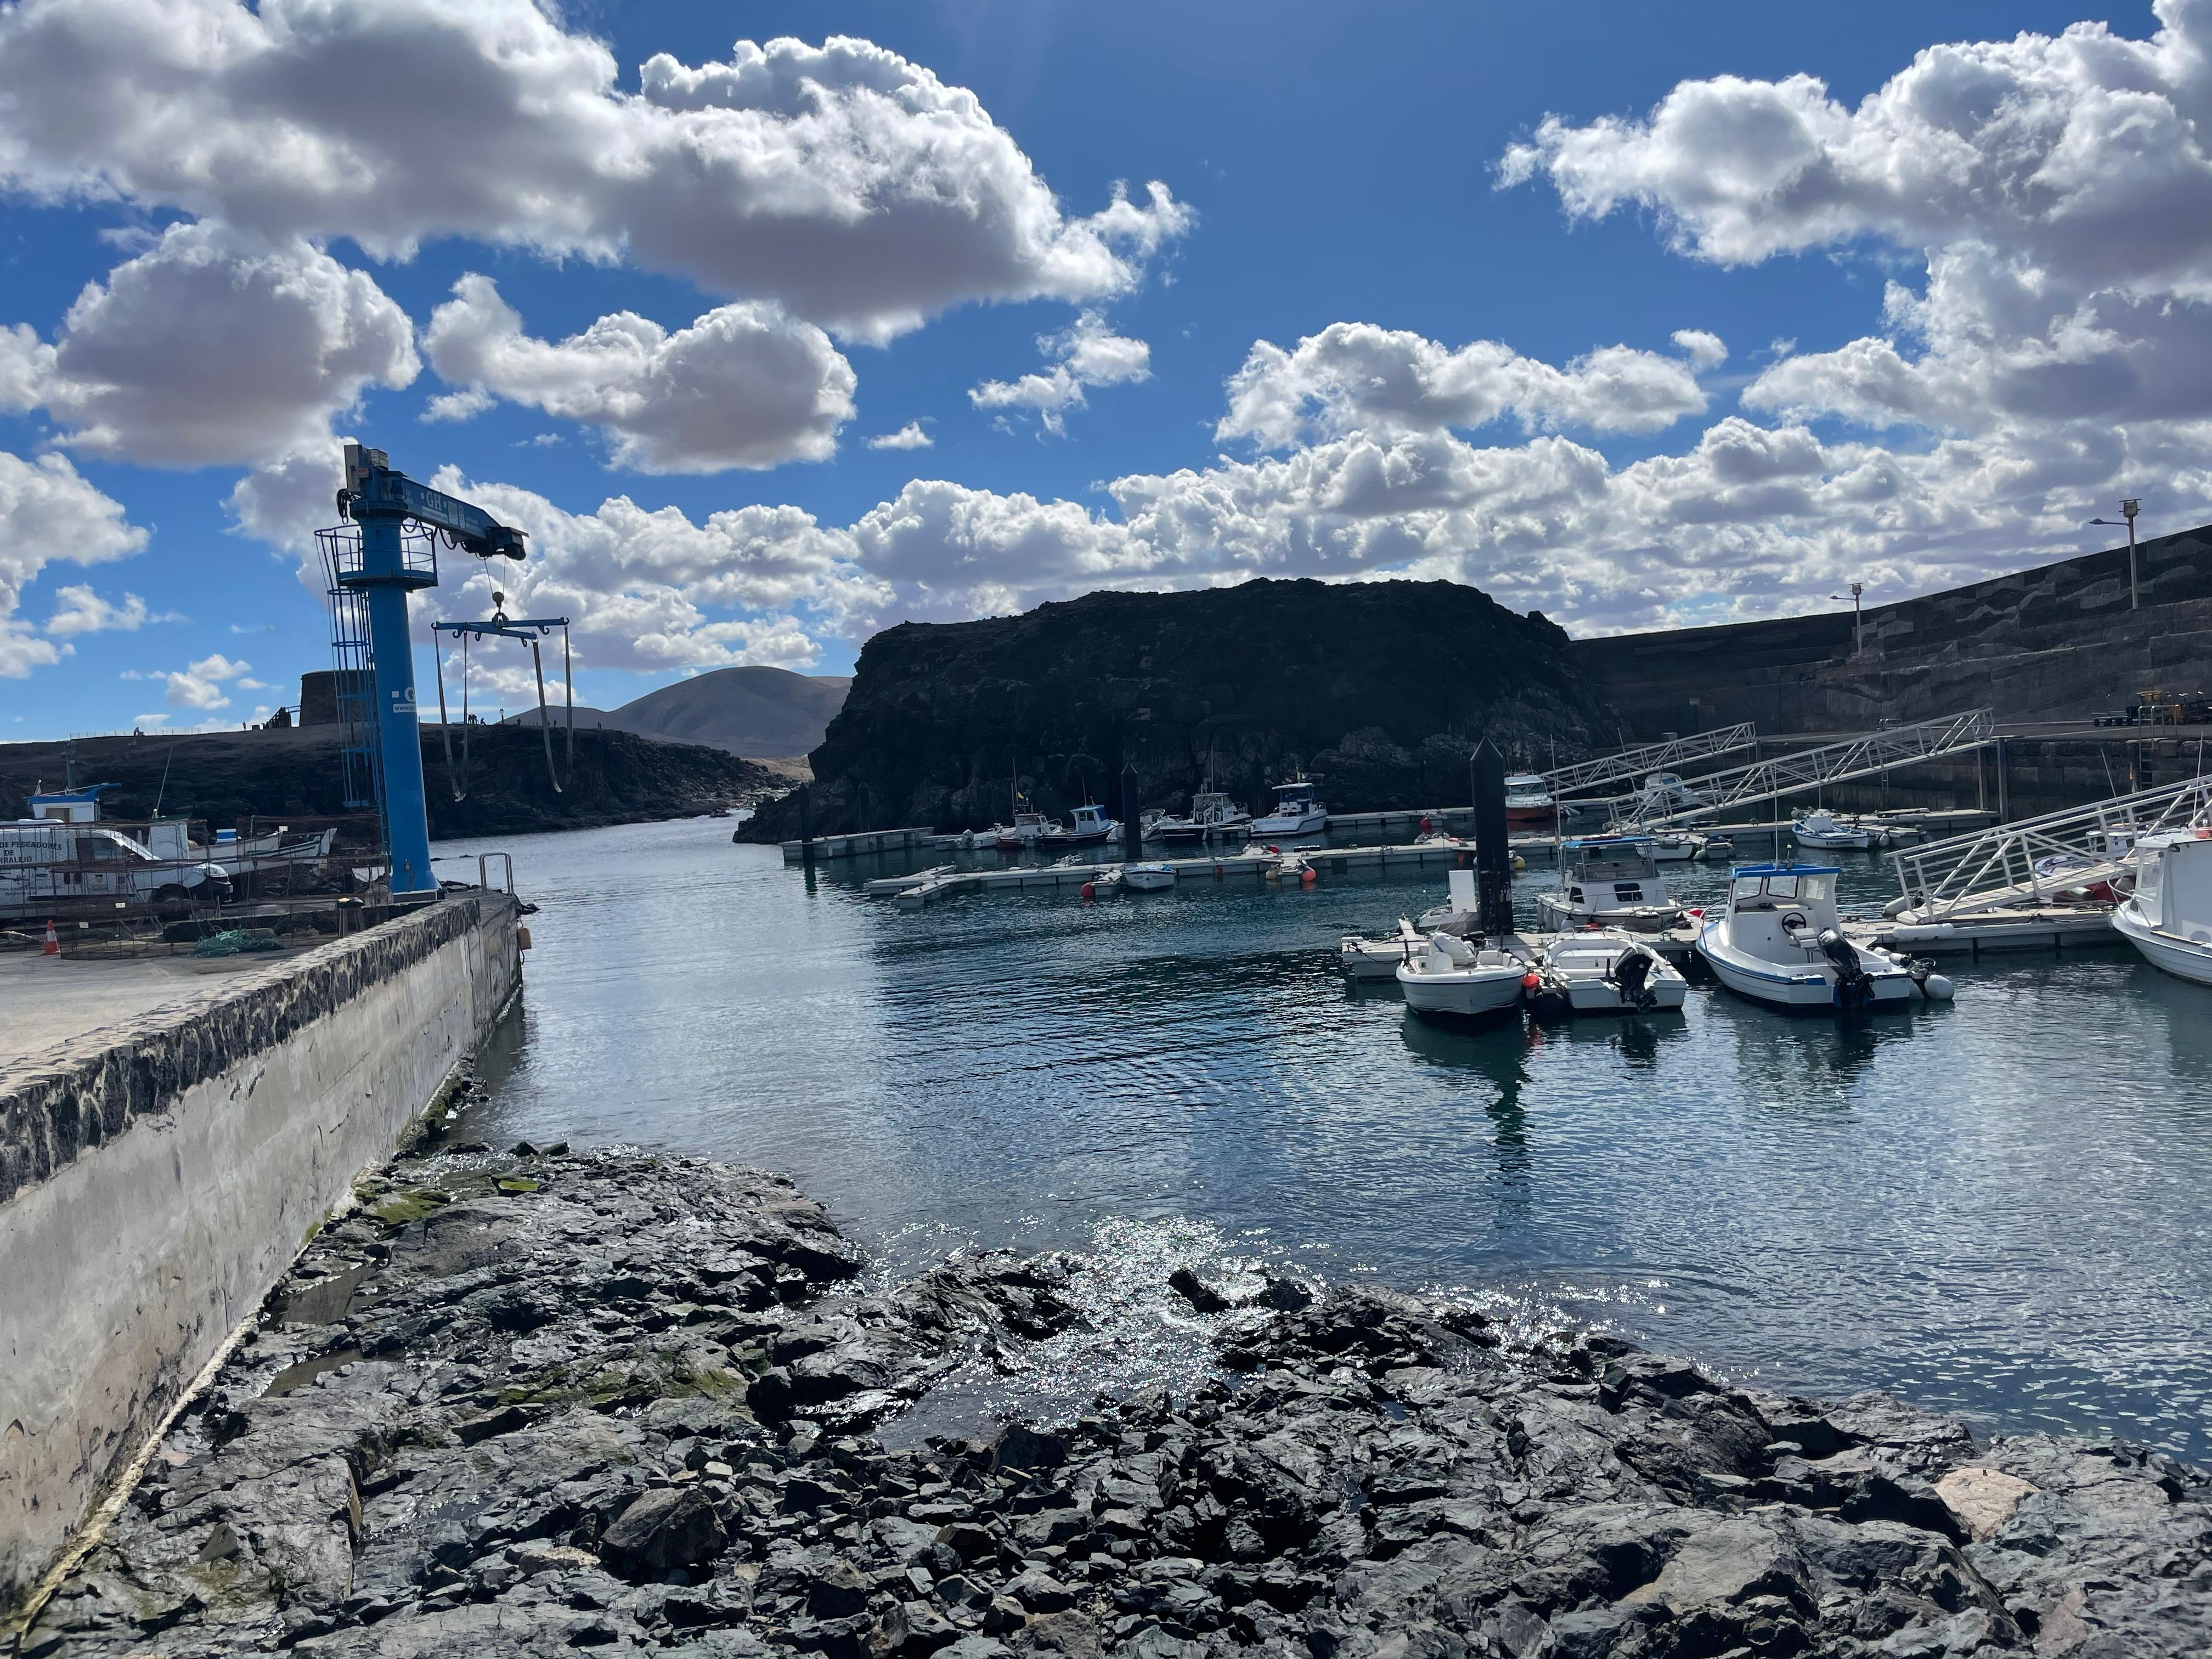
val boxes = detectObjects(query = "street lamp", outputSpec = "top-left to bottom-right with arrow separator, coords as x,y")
1829,582 -> 1864,658
2088,499 -> 2142,609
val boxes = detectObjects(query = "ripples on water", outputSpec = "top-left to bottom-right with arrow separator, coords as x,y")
441,819 -> 2212,1456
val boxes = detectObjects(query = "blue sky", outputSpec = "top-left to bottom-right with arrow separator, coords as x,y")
1,0 -> 2199,740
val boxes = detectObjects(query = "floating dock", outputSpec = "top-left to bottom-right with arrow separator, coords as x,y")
781,827 -> 934,862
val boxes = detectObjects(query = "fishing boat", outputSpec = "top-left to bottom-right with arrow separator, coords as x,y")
1641,771 -> 1711,810
1154,789 -> 1252,844
1530,931 -> 1688,1016
1504,772 -> 1555,828
1648,832 -> 1702,862
1396,932 -> 1536,1019
1042,803 -> 1121,848
1792,810 -> 1873,850
995,807 -> 1059,851
1124,861 -> 1176,891
2111,830 -> 2212,985
1697,862 -> 1948,1011
1339,917 -> 1424,979
1534,837 -> 1684,933
1250,778 -> 1328,837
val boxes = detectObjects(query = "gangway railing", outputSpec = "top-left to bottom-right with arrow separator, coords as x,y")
1599,709 -> 1996,829
1886,775 -> 2212,922
1545,723 -> 1758,798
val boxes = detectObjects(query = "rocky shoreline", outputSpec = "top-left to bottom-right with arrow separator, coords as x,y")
25,1122 -> 2208,1658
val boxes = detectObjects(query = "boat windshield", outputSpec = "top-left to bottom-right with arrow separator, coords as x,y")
1731,871 -> 1837,909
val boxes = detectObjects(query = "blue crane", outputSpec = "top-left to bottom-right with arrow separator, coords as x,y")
320,443 -> 528,896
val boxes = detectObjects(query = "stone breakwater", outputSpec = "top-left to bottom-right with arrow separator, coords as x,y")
26,1141 -> 2208,1659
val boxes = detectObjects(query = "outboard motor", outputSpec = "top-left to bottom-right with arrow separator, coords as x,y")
1608,947 -> 1658,1012
1818,927 -> 1873,1012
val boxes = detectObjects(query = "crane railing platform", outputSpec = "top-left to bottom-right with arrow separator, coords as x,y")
1599,709 -> 1996,830
1545,723 -> 1758,798
1884,775 -> 2212,924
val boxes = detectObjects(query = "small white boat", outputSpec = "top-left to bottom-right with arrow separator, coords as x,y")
1536,837 -> 1683,933
1504,772 -> 1555,828
1396,932 -> 1534,1019
1792,810 -> 1873,850
2111,830 -> 2212,985
1250,778 -> 1328,837
1698,862 -> 1944,1011
1648,833 -> 1701,863
1340,917 -> 1423,980
1080,865 -> 1124,898
1043,803 -> 1121,848
1531,931 -> 1688,1015
1155,789 -> 1251,844
1415,867 -> 1480,934
996,807 -> 1059,851
1263,848 -> 1315,884
1124,861 -> 1176,891
1697,834 -> 1736,862
1641,771 -> 1711,810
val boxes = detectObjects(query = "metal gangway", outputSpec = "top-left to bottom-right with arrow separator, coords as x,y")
1886,775 -> 2212,923
1544,722 -> 1758,799
1600,708 -> 1997,830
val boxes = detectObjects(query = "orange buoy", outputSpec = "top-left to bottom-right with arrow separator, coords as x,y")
42,918 -> 60,956
1300,866 -> 1317,885
1521,972 -> 1541,989
1420,816 -> 1432,833
1080,882 -> 1096,900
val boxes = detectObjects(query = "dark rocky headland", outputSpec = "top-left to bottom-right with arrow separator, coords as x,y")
0,726 -> 779,843
743,580 -> 1620,842
25,1120 -> 2205,1658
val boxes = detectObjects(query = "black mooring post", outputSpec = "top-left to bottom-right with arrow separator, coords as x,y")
1121,764 -> 1142,857
1471,740 -> 1515,940
799,784 -> 816,868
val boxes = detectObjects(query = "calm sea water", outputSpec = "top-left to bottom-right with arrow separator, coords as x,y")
433,818 -> 2212,1457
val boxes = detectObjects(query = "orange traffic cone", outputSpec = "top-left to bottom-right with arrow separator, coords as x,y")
42,918 -> 60,956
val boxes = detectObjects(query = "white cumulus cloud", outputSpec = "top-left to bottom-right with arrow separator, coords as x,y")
0,450 -> 148,676
867,422 -> 934,451
1217,322 -> 1716,449
0,5 -> 1190,341
421,274 -> 856,472
0,221 -> 416,466
45,586 -> 177,636
970,311 -> 1152,435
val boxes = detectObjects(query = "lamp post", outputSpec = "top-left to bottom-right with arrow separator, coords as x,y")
2088,499 -> 2142,608
1829,582 -> 1864,658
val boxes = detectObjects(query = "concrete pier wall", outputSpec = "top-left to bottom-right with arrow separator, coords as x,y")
0,893 -> 521,1605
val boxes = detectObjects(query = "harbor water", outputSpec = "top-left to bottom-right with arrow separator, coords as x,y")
438,817 -> 2212,1458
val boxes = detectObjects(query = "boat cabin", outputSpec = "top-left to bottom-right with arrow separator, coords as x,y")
1558,836 -> 1668,910
1271,781 -> 1318,812
26,783 -> 119,823
1721,863 -> 1843,956
1503,773 -> 1550,802
2129,832 -> 2212,940
1068,804 -> 1114,836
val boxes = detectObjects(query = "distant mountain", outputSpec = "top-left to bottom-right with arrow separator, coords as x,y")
504,667 -> 850,758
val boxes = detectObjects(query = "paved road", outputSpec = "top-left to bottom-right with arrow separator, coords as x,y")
0,944 -> 313,1069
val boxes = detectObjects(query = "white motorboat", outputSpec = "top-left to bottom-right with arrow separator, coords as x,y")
2111,830 -> 2212,985
1535,837 -> 1683,933
1641,771 -> 1711,810
1250,778 -> 1328,837
1263,848 -> 1316,884
1414,867 -> 1480,934
1792,810 -> 1873,850
1648,833 -> 1701,863
995,806 -> 1060,851
1079,865 -> 1124,898
1697,834 -> 1736,862
1340,917 -> 1424,980
1697,862 -> 1946,1011
1396,932 -> 1535,1019
1154,789 -> 1251,844
1530,931 -> 1688,1016
1124,861 -> 1176,891
1504,772 -> 1555,828
1043,803 -> 1121,848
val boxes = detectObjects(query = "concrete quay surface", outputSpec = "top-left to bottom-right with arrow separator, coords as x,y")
0,947 -> 319,1070
0,893 -> 522,1614
21,1138 -> 2208,1658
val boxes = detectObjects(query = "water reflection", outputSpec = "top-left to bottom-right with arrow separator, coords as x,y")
444,819 -> 2212,1457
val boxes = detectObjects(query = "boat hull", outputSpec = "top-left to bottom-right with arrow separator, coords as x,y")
1396,964 -> 1526,1017
1250,810 -> 1328,836
1698,924 -> 1915,1009
2113,902 -> 2212,985
1340,936 -> 1416,979
1124,865 -> 1176,891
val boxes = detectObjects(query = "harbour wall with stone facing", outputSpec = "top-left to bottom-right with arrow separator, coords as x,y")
0,893 -> 522,1607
